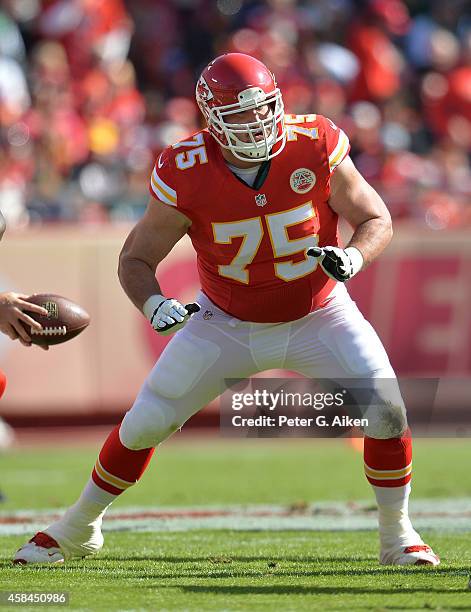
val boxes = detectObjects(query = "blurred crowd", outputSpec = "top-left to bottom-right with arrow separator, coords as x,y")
0,0 -> 470,229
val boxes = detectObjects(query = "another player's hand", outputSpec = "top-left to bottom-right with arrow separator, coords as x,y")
307,246 -> 363,282
143,295 -> 201,336
0,292 -> 49,349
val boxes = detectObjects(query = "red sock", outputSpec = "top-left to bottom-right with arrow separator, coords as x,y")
364,429 -> 412,488
92,425 -> 155,495
0,370 -> 6,399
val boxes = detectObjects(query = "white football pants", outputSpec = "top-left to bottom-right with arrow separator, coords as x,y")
120,283 -> 407,449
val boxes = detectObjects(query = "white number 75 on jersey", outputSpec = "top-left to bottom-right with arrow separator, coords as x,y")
212,201 -> 319,284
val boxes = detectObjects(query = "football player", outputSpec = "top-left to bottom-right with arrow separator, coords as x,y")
14,54 -> 439,566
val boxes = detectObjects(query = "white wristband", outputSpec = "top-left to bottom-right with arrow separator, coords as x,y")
142,294 -> 166,321
345,246 -> 364,276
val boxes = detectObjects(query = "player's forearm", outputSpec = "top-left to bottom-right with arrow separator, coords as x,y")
118,255 -> 164,312
347,216 -> 393,268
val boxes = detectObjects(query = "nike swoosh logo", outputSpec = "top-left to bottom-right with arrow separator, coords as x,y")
157,154 -> 164,169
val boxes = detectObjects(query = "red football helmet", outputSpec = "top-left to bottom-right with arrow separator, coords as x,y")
195,53 -> 286,162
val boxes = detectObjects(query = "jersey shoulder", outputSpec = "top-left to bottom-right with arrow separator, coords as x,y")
284,113 -> 350,174
315,114 -> 351,174
284,113 -> 322,142
155,128 -> 210,174
149,129 -> 212,208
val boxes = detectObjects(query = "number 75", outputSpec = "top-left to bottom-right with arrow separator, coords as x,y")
212,201 -> 319,284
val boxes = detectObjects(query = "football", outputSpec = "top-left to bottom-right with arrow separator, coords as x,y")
22,294 -> 90,346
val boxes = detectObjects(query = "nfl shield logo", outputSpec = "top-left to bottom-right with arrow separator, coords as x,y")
43,301 -> 59,319
255,193 -> 267,207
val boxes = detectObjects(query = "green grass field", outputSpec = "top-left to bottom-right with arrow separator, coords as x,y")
0,437 -> 470,610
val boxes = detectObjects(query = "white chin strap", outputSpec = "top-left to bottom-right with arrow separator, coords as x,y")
233,141 -> 267,159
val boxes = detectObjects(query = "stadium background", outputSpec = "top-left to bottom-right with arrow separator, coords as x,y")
0,1 -> 471,609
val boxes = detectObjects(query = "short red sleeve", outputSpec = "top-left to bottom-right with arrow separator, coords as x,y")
321,116 -> 351,174
148,149 -> 178,207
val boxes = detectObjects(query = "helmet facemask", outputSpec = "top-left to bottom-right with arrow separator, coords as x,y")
203,86 -> 286,162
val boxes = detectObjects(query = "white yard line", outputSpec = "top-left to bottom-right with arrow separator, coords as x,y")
1,499 -> 470,536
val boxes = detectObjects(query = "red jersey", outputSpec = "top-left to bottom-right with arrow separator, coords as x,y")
149,114 -> 350,323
